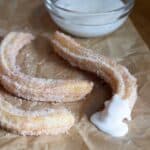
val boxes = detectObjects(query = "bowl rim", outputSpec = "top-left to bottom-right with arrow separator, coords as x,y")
45,0 -> 135,15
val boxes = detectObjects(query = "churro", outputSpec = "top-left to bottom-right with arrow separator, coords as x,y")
52,31 -> 137,137
0,32 -> 93,102
0,87 -> 74,135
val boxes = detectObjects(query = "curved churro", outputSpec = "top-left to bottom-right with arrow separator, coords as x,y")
52,31 -> 137,137
0,88 -> 74,136
0,32 -> 93,102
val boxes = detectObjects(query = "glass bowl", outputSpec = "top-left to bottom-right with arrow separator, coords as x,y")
44,0 -> 135,37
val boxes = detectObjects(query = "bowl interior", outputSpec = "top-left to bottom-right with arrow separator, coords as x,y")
49,0 -> 134,13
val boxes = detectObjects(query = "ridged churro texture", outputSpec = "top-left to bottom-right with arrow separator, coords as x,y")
0,32 -> 93,102
52,31 -> 137,110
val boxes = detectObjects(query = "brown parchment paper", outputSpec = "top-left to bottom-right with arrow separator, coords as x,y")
0,1 -> 150,150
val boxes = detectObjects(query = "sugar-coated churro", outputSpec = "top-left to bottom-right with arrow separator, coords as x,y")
0,88 -> 74,136
52,31 -> 137,137
0,32 -> 93,102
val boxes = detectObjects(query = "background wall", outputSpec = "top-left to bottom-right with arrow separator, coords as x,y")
131,0 -> 150,48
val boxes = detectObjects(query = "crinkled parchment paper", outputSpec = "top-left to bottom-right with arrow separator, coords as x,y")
0,1 -> 150,150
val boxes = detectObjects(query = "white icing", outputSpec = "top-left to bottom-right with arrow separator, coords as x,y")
91,95 -> 131,137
